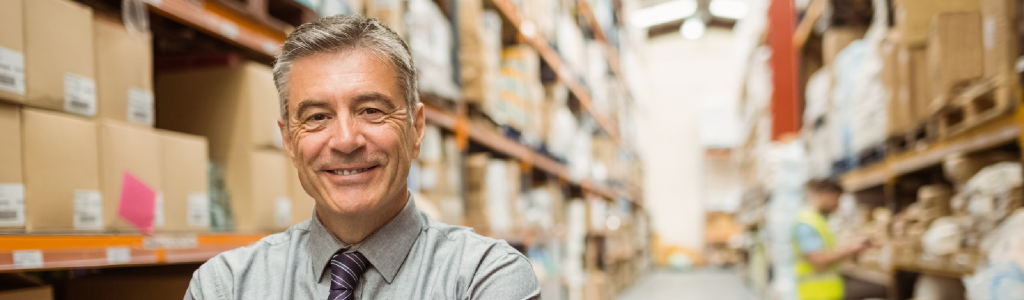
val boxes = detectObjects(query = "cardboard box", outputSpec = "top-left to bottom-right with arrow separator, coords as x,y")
94,16 -> 154,126
286,158 -> 316,226
0,0 -> 25,104
459,2 -> 501,105
894,0 -> 980,46
0,104 -> 23,228
927,12 -> 984,113
158,130 -> 210,232
225,149 -> 291,232
905,47 -> 932,123
882,38 -> 914,136
24,0 -> 97,116
981,0 -> 1019,80
22,109 -> 101,231
823,27 -> 868,66
155,62 -> 282,157
365,0 -> 406,38
98,120 -> 162,232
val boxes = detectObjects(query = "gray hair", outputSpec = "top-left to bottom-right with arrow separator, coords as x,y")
273,14 -> 419,126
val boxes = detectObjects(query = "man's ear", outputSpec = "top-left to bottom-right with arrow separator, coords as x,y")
412,103 -> 426,159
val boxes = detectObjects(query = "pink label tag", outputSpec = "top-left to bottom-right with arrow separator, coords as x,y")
118,172 -> 155,234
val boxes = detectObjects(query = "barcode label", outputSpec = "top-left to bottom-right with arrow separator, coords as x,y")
64,73 -> 97,116
275,198 -> 292,228
187,193 -> 210,227
127,88 -> 154,125
13,250 -> 43,269
220,22 -> 239,39
74,190 -> 103,230
107,247 -> 132,264
0,183 -> 25,227
0,47 -> 25,95
153,193 -> 165,227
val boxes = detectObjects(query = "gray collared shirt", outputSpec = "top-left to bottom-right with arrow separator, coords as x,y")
184,196 -> 540,300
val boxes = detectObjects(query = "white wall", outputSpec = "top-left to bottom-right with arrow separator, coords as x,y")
638,28 -> 739,251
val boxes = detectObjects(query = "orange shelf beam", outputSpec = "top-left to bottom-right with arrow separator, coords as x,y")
145,0 -> 287,58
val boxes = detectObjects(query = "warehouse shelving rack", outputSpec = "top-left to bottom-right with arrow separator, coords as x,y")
0,0 -> 645,276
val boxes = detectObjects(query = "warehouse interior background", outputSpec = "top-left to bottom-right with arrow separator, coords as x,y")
1,0 -> 1023,299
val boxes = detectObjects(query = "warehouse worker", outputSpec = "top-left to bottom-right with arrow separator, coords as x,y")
792,179 -> 871,300
184,15 -> 540,300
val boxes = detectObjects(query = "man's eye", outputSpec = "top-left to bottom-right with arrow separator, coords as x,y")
364,108 -> 384,115
309,113 -> 328,121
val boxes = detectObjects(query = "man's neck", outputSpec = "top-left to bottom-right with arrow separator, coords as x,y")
318,192 -> 409,245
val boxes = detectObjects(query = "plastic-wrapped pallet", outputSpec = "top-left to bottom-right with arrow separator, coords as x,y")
943,151 -> 1019,188
915,275 -> 966,300
836,0 -> 891,156
803,69 -> 835,178
406,0 -> 459,99
966,210 -> 1024,300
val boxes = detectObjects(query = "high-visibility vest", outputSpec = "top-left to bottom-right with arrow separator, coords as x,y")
792,208 -> 844,300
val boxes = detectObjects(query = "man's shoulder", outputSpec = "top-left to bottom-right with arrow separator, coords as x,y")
198,220 -> 312,274
423,219 -> 523,256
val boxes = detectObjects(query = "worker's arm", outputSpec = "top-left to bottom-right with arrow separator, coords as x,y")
803,243 -> 868,273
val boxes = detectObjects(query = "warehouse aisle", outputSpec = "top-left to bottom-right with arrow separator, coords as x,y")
616,269 -> 759,300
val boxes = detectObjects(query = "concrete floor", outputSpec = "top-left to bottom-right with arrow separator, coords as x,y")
616,269 -> 760,300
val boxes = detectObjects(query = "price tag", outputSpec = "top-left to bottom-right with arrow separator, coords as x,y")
144,235 -> 197,250
107,247 -> 132,264
13,250 -> 43,269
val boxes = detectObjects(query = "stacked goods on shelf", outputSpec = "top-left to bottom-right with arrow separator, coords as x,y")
803,68 -> 835,178
365,0 -> 405,37
406,0 -> 459,100
465,153 -> 526,237
18,0 -> 97,116
156,62 -> 293,232
0,0 -> 24,103
414,125 -> 464,225
0,104 -> 22,229
493,45 -> 542,139
158,130 -> 212,232
892,185 -> 954,267
458,0 -> 502,107
94,16 -> 154,127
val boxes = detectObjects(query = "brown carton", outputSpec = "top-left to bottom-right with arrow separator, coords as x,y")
22,109 -> 100,231
907,47 -> 932,123
225,149 -> 291,232
24,0 -> 96,116
981,0 -> 1019,80
823,27 -> 868,66
155,62 -> 283,157
158,130 -> 210,232
894,0 -> 979,46
94,17 -> 154,126
0,0 -> 25,104
927,12 -> 984,113
0,103 -> 23,228
97,120 -> 162,232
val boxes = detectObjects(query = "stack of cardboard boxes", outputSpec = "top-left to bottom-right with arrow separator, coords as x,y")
0,0 -> 210,234
883,0 -> 1018,137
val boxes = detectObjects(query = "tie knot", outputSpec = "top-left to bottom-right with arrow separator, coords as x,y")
329,251 -> 370,293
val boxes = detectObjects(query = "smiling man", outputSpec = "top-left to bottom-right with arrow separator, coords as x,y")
184,15 -> 540,300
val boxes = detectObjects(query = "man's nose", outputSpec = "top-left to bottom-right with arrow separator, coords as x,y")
328,115 -> 366,154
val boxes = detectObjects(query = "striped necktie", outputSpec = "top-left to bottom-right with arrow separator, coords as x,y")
328,251 -> 370,300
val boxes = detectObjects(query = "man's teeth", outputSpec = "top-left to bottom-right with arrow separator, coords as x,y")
332,168 -> 370,175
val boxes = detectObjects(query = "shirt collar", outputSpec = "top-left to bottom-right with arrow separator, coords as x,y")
307,193 -> 425,284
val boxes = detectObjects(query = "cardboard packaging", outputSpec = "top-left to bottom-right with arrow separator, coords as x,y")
22,109 -> 101,231
459,1 -> 502,105
981,0 -> 1019,80
365,0 -> 406,38
286,158 -> 316,226
155,62 -> 283,157
94,16 -> 154,126
882,38 -> 914,136
0,0 -> 25,104
927,12 -> 984,113
894,0 -> 980,46
24,0 -> 97,116
0,104 -> 23,228
98,120 -> 162,232
823,27 -> 868,66
901,47 -> 932,124
158,130 -> 211,232
225,149 -> 291,232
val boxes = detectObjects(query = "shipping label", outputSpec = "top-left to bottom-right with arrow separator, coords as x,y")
73,190 -> 103,230
0,47 -> 25,95
153,192 -> 165,227
187,192 -> 210,227
127,88 -> 155,125
64,73 -> 97,116
0,183 -> 25,227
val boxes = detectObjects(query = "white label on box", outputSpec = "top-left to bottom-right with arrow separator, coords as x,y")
12,250 -> 43,269
127,88 -> 155,125
0,183 -> 25,227
106,247 -> 131,264
153,193 -> 165,227
187,193 -> 210,227
74,190 -> 103,230
275,198 -> 292,228
0,47 -> 25,95
144,235 -> 197,249
985,17 -> 997,50
64,73 -> 97,116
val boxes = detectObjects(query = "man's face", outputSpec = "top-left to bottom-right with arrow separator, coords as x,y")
279,49 -> 425,219
816,191 -> 842,215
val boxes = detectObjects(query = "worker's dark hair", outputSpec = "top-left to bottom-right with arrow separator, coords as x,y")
807,178 -> 844,194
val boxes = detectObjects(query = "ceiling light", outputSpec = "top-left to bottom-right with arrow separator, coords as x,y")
680,18 -> 706,39
710,0 -> 750,20
630,0 -> 698,29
